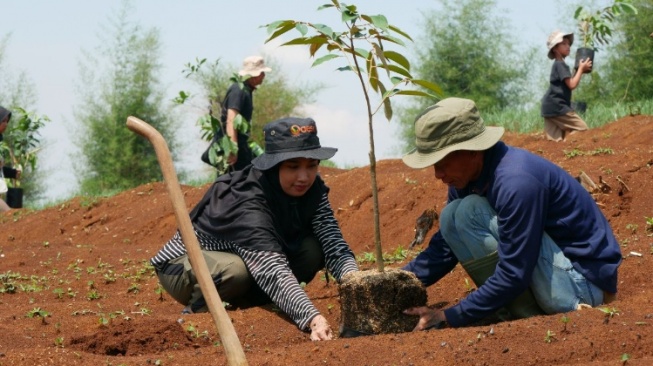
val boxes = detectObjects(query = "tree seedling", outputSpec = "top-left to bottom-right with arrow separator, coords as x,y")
54,337 -> 64,348
26,307 -> 50,325
560,314 -> 571,333
265,0 -> 440,271
544,329 -> 557,343
599,306 -> 620,324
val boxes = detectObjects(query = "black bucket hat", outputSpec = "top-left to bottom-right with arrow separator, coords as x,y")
252,117 -> 337,171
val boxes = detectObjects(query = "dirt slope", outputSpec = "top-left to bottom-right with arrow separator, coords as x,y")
0,115 -> 652,366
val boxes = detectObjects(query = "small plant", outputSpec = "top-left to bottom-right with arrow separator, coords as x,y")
645,216 -> 653,235
127,283 -> 141,294
625,223 -> 638,234
621,353 -> 631,364
26,307 -> 50,318
574,0 -> 638,51
86,289 -> 101,300
599,306 -> 620,324
154,283 -> 165,301
560,314 -> 571,333
564,148 -> 584,159
463,278 -> 475,294
54,337 -> 64,348
53,288 -> 65,299
26,307 -> 50,325
544,329 -> 557,343
186,323 -> 209,339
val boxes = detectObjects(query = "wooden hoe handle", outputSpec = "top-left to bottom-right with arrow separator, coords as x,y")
126,116 -> 248,366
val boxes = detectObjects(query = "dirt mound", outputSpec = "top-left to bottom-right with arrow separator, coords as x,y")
1,115 -> 652,365
69,318 -> 209,356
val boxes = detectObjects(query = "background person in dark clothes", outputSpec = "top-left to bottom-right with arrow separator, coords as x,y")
201,55 -> 271,173
401,98 -> 621,330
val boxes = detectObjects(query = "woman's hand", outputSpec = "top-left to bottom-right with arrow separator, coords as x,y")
309,314 -> 333,341
403,306 -> 448,331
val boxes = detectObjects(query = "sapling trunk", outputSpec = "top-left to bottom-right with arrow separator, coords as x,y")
350,36 -> 384,272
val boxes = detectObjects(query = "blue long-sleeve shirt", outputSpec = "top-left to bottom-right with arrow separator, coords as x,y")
404,141 -> 621,327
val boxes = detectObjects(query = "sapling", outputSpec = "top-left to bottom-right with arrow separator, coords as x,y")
265,0 -> 440,271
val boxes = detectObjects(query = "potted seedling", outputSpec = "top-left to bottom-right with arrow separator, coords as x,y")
573,0 -> 638,73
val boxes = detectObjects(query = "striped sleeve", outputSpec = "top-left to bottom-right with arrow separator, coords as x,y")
312,192 -> 359,280
237,247 -> 319,331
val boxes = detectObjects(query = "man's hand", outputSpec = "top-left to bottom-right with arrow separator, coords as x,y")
403,306 -> 448,331
309,314 -> 333,341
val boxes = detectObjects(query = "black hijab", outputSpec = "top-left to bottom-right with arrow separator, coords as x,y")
190,164 -> 327,253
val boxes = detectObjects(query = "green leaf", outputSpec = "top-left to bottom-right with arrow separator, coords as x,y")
379,34 -> 406,47
265,21 -> 296,43
317,3 -> 335,11
354,47 -> 370,59
411,79 -> 444,96
377,63 -> 412,78
394,89 -> 439,99
312,54 -> 340,67
336,66 -> 354,72
342,8 -> 358,23
383,96 -> 393,120
367,53 -> 379,92
283,37 -> 322,46
383,51 -> 410,71
295,23 -> 309,36
388,25 -> 413,42
265,20 -> 285,35
313,24 -> 334,38
369,15 -> 389,30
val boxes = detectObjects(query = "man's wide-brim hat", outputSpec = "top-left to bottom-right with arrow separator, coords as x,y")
238,55 -> 272,78
252,117 -> 337,171
402,98 -> 504,169
547,30 -> 574,59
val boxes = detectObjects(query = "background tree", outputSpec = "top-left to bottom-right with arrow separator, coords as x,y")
74,2 -> 176,195
602,0 -> 652,103
395,0 -> 534,149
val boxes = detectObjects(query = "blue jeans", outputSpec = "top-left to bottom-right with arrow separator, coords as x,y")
440,195 -> 604,314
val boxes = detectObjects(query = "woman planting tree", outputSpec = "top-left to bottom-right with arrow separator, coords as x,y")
151,117 -> 358,341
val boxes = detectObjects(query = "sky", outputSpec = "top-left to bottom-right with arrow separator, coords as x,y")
3,0 -> 571,202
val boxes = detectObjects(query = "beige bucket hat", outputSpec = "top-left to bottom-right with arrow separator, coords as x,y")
402,98 -> 504,169
238,56 -> 272,77
547,30 -> 574,59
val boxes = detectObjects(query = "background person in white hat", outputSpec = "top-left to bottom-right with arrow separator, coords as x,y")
540,30 -> 593,142
154,117 -> 358,341
201,55 -> 271,172
401,98 -> 621,330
